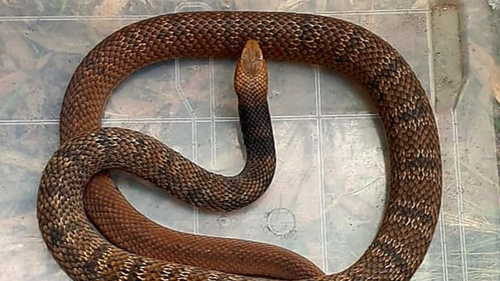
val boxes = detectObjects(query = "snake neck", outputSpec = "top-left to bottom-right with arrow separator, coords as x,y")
237,100 -> 276,181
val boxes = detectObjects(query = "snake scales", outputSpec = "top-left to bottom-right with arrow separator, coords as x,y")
37,11 -> 442,281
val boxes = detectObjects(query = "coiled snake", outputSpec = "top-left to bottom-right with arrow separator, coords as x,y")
37,11 -> 442,281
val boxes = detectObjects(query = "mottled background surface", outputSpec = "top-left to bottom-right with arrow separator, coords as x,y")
0,0 -> 499,280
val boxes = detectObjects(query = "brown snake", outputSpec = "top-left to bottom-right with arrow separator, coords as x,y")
81,39 -> 324,280
37,11 -> 442,281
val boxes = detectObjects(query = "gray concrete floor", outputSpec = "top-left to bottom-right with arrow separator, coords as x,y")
0,0 -> 499,280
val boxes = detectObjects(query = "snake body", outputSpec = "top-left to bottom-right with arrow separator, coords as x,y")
38,11 -> 442,281
80,39 -> 324,280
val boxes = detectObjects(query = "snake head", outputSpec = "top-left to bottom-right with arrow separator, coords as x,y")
240,39 -> 266,76
234,39 -> 268,105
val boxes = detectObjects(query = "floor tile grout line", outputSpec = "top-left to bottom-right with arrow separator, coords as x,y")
209,59 -> 219,174
0,9 -> 427,22
438,206 -> 449,280
0,113 -> 379,126
426,6 -> 438,107
452,110 -> 469,281
0,120 -> 60,125
192,117 -> 200,234
208,57 -> 220,232
314,67 -> 328,271
318,8 -> 427,16
209,58 -> 217,169
175,2 -> 213,13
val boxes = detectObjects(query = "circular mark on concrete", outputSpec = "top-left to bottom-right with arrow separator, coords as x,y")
217,215 -> 230,227
266,208 -> 296,236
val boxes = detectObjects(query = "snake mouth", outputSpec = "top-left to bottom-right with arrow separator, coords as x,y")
240,39 -> 265,76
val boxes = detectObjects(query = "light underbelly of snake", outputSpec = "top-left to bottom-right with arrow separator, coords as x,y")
37,11 -> 442,281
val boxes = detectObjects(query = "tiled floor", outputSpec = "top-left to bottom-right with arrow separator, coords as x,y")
0,0 -> 499,280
